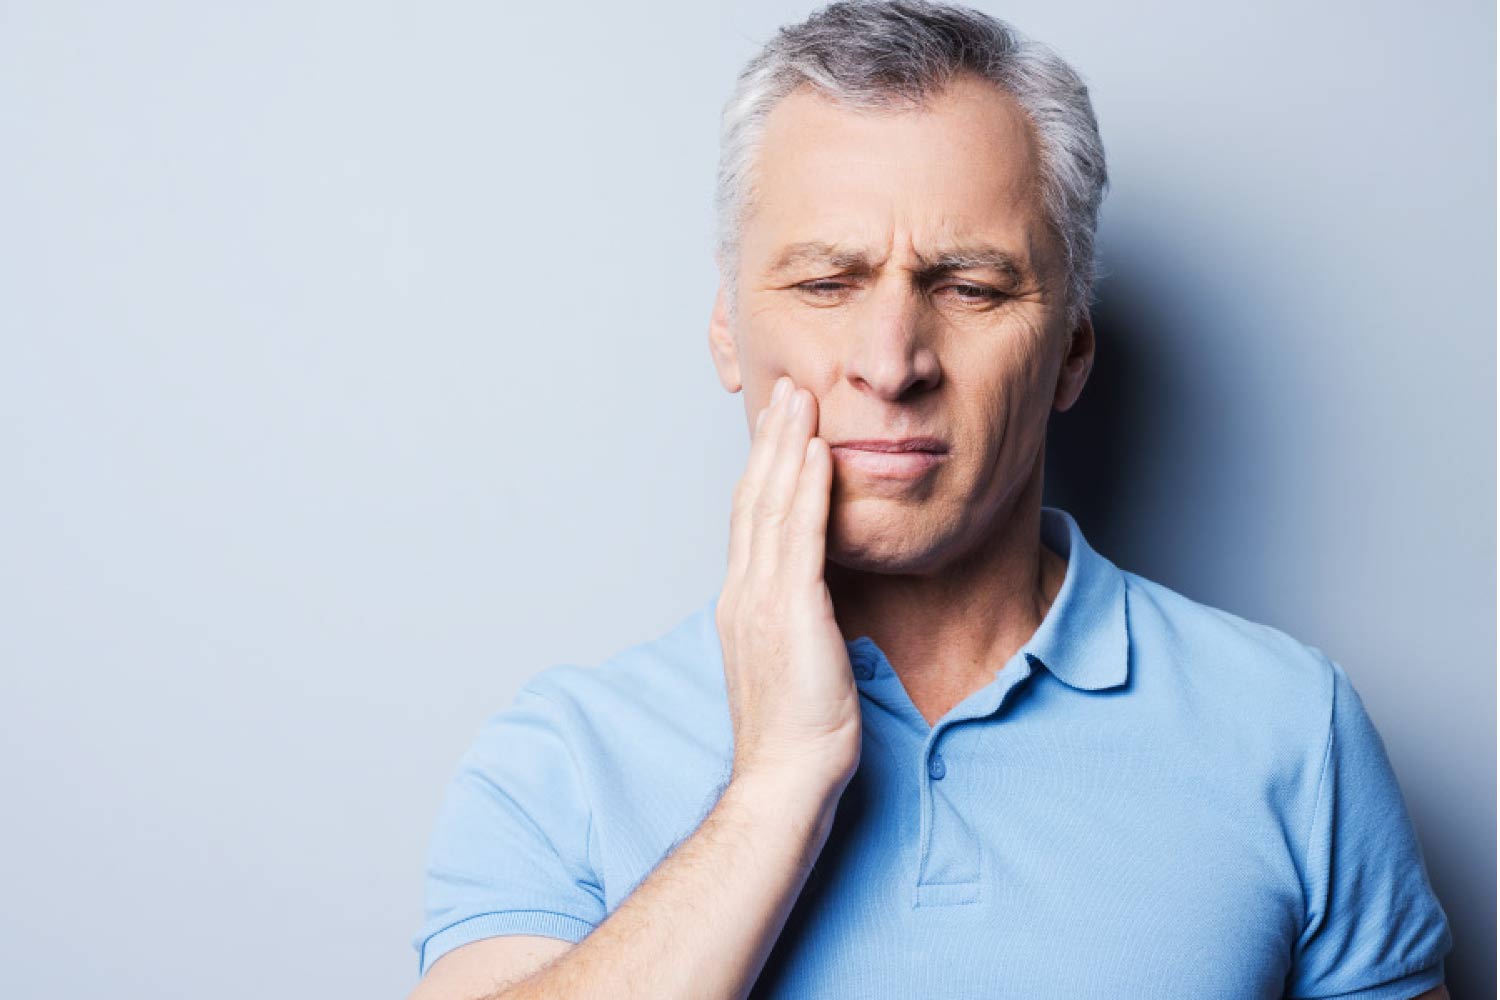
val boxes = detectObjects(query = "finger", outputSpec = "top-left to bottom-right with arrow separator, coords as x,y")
783,434 -> 833,583
728,376 -> 792,579
748,385 -> 817,575
743,376 -> 793,504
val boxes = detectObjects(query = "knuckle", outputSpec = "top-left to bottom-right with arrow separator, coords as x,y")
753,501 -> 788,528
750,598 -> 785,635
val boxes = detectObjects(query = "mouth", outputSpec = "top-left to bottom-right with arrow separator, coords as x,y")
828,437 -> 949,479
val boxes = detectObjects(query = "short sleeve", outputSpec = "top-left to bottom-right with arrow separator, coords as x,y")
412,682 -> 606,977
1285,658 -> 1453,999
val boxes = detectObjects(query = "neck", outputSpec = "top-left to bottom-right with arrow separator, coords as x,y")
824,463 -> 1066,717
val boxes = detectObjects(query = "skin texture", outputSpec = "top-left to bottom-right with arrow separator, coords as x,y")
707,72 -> 1090,726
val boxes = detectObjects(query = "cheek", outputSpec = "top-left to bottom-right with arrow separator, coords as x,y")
999,311 -> 1055,381
742,328 -> 842,397
953,320 -> 1055,454
991,314 -> 1057,403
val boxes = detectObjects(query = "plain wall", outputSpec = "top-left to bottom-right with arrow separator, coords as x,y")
2,1 -> 1492,996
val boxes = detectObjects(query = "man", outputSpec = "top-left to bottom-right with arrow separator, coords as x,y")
409,2 -> 1453,997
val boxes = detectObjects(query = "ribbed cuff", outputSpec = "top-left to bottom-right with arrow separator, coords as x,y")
1290,957 -> 1445,1000
418,909 -> 597,976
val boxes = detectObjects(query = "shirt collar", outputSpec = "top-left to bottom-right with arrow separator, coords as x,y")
1021,505 -> 1130,692
838,505 -> 1130,693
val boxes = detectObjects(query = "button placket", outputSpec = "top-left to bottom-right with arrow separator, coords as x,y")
914,727 -> 981,907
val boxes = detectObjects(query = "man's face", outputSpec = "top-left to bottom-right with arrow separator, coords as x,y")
708,73 -> 1093,574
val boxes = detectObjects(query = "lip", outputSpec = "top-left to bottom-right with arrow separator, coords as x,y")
830,437 -> 949,453
828,438 -> 949,479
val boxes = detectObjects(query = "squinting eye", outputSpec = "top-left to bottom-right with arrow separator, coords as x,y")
793,280 -> 1007,305
944,284 -> 1005,303
797,280 -> 848,295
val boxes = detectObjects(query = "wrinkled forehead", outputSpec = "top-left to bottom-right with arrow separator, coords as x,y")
741,76 -> 1052,275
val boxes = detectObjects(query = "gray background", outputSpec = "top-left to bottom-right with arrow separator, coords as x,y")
1,1 -> 1492,996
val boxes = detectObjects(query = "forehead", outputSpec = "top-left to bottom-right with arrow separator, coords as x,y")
744,74 -> 1047,263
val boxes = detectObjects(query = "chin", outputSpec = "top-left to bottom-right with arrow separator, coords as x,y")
826,501 -> 954,575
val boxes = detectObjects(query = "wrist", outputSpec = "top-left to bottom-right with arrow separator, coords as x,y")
723,766 -> 846,847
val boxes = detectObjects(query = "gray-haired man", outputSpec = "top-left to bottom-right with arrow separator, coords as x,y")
410,3 -> 1452,997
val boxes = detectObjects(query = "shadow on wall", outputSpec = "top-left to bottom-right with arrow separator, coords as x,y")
1041,240 -> 1285,616
1043,252 -> 1181,573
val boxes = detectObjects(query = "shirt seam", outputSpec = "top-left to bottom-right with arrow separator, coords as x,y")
1295,652 -> 1338,941
525,682 -> 606,903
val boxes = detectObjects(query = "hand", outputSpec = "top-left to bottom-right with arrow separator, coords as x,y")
716,375 -> 862,803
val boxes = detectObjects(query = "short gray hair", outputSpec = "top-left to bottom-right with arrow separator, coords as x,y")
715,0 -> 1109,328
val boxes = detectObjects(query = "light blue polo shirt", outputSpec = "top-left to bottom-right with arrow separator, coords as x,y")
414,505 -> 1452,998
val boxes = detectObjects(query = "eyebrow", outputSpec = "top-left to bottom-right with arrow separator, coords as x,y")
766,240 -> 1032,283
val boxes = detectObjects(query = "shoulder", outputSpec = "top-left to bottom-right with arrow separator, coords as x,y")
523,593 -> 724,708
490,596 -> 737,875
1120,568 -> 1341,737
501,594 -> 731,764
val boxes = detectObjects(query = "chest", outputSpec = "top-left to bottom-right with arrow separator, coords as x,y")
749,735 -> 1303,998
588,714 -> 1305,1000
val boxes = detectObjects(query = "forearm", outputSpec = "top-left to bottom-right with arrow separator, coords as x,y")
500,771 -> 841,1000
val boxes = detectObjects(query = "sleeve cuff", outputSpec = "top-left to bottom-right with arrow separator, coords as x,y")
418,909 -> 598,976
1289,957 -> 1445,1000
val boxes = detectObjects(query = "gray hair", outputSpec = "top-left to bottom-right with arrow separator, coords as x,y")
715,0 -> 1109,329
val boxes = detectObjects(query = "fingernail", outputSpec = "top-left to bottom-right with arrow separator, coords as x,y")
772,377 -> 789,404
789,390 -> 805,414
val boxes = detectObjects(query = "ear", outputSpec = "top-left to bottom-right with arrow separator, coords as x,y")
707,276 -> 743,394
1053,308 -> 1095,412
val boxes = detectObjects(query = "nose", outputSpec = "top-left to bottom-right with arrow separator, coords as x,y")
843,283 -> 942,402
